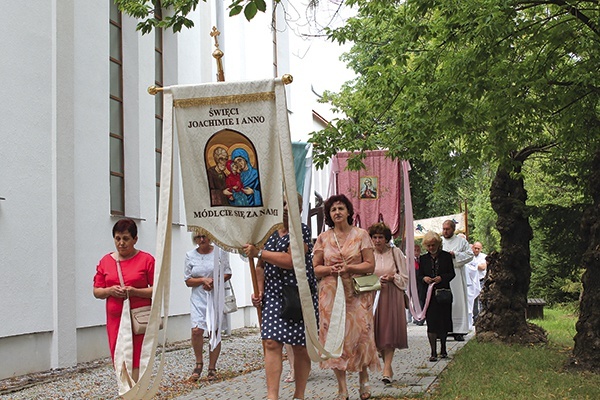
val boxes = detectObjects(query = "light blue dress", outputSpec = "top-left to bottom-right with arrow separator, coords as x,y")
184,246 -> 231,330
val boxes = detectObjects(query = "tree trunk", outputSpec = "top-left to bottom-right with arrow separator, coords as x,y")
476,164 -> 547,344
572,147 -> 600,371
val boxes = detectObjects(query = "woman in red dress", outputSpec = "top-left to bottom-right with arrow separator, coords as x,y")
93,218 -> 155,381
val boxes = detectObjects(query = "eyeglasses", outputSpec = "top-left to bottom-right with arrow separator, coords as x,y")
195,235 -> 207,239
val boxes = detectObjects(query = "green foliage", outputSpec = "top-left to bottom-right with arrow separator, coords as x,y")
229,0 -> 267,20
310,0 -> 600,176
408,159 -> 471,220
308,0 -> 599,306
465,164 -> 500,252
432,308 -> 600,400
525,154 -> 591,303
115,0 -> 200,34
115,0 -> 277,34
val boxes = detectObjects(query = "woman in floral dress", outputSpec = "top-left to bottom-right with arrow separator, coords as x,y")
313,194 -> 379,400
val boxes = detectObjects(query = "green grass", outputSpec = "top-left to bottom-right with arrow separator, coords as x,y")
422,307 -> 600,400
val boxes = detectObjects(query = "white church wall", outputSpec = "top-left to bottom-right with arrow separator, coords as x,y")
0,0 -> 348,380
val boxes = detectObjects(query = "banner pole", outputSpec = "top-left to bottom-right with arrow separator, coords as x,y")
209,25 -> 266,327
248,256 -> 262,327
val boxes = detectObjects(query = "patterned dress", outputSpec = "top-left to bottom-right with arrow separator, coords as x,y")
314,227 -> 381,372
93,251 -> 155,368
261,223 -> 318,345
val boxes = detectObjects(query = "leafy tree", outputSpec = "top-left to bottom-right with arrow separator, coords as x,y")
467,164 -> 500,252
525,154 -> 588,304
115,0 -> 273,33
309,0 -> 600,365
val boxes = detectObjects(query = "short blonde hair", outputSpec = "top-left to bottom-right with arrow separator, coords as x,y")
422,231 -> 442,247
191,232 -> 207,244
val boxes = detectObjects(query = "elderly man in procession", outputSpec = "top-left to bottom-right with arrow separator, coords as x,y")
441,220 -> 474,341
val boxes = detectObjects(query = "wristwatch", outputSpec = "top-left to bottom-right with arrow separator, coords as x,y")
257,249 -> 263,260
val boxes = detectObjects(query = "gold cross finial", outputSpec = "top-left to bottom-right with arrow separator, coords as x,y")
211,26 -> 225,81
210,26 -> 221,49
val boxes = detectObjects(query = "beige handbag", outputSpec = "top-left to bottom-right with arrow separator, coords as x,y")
130,305 -> 153,335
116,259 -> 162,335
352,274 -> 382,294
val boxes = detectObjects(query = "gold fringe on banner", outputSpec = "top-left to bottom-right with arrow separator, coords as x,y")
174,91 -> 275,108
188,223 -> 283,254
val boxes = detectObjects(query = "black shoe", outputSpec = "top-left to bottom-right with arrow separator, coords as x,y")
440,352 -> 448,358
454,334 -> 465,341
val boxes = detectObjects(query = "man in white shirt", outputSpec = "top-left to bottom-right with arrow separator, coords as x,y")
442,220 -> 474,341
468,242 -> 487,323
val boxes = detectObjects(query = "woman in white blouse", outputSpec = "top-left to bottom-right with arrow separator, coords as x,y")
185,233 -> 232,382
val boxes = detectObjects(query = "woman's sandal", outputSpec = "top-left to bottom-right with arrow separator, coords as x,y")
382,375 -> 392,385
334,393 -> 349,400
429,355 -> 438,362
359,382 -> 371,400
189,362 -> 203,382
284,370 -> 295,383
207,368 -> 217,381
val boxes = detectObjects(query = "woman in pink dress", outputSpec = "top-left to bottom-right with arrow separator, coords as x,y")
313,194 -> 379,400
93,218 -> 155,382
369,222 -> 409,385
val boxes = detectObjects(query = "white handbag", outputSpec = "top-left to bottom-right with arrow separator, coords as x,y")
224,280 -> 238,314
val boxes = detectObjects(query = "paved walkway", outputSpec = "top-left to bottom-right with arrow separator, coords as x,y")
175,324 -> 470,400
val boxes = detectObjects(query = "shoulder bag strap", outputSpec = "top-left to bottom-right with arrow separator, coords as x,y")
226,279 -> 235,297
332,231 -> 348,267
115,256 -> 129,300
391,247 -> 399,273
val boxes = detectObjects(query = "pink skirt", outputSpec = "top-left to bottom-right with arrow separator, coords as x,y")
374,282 -> 408,350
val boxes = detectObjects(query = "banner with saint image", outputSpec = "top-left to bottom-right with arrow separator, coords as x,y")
172,80 -> 287,252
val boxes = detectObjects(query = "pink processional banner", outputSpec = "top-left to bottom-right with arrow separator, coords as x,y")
332,150 -> 403,236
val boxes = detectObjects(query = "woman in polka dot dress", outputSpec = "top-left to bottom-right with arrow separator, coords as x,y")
244,194 -> 318,400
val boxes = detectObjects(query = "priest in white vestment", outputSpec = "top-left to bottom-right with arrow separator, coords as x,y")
441,220 -> 473,341
468,242 -> 487,323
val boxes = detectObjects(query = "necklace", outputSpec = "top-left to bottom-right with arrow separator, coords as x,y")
334,226 -> 351,241
196,246 -> 214,261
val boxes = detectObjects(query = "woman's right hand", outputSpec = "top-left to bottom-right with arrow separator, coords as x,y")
109,285 -> 127,298
251,292 -> 263,308
201,277 -> 214,291
330,263 -> 344,277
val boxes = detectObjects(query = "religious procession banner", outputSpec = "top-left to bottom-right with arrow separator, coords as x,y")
172,79 -> 287,252
413,212 -> 467,239
169,78 -> 344,363
332,150 -> 403,236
